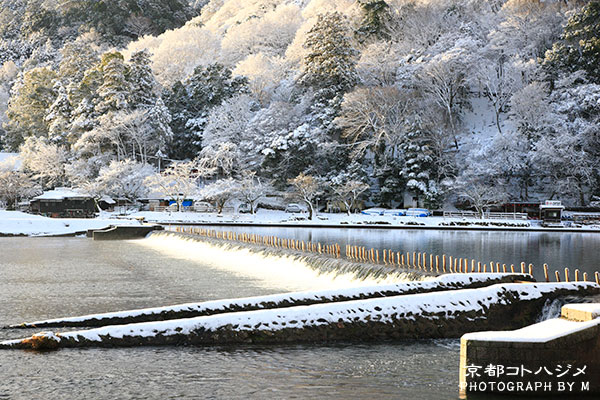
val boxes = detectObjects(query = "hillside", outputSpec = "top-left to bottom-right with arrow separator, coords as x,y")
0,0 -> 599,209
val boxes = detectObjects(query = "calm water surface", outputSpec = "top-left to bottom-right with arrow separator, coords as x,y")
0,237 -> 459,400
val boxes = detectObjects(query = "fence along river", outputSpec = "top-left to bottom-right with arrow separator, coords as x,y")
167,225 -> 600,285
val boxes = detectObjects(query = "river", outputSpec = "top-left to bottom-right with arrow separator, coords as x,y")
1,229 -> 598,399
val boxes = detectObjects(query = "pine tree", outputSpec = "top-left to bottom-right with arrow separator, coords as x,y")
45,81 -> 72,145
4,67 -> 57,149
543,2 -> 600,83
400,125 -> 442,208
126,49 -> 158,109
355,0 -> 391,42
95,51 -> 129,115
300,12 -> 358,92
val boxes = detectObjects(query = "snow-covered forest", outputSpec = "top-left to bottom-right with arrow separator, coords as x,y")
1,0 -> 599,210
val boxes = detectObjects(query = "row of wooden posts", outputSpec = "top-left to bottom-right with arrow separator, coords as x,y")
171,226 -> 600,285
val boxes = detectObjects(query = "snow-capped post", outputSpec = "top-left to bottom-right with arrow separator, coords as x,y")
555,270 -> 561,282
544,264 -> 549,282
565,268 -> 570,282
528,264 -> 533,276
575,269 -> 580,282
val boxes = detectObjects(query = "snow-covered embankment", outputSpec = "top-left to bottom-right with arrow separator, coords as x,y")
2,282 -> 598,350
8,273 -> 533,328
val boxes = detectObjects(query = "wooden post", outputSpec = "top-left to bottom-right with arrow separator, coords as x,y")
496,263 -> 501,273
443,255 -> 447,273
400,253 -> 405,267
477,262 -> 482,273
575,269 -> 580,282
417,252 -> 421,269
430,254 -> 434,272
528,264 -> 533,277
435,255 -> 439,272
583,272 -> 588,282
483,263 -> 487,273
376,249 -> 379,264
510,264 -> 515,273
555,270 -> 561,282
383,250 -> 387,264
564,267 -> 570,282
448,256 -> 453,273
543,264 -> 549,282
520,262 -> 525,274
595,271 -> 599,285
454,257 -> 458,273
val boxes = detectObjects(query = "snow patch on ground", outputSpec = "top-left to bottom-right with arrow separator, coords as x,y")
0,211 -> 139,236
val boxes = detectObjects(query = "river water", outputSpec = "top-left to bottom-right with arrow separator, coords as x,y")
1,228 -> 599,399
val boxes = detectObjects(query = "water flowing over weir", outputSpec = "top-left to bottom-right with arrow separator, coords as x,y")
136,231 -> 430,290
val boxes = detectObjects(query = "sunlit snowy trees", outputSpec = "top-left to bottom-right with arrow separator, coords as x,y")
1,0 -> 599,209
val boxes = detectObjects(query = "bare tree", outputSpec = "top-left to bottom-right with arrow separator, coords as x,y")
288,173 -> 321,220
331,180 -> 369,215
145,160 -> 208,212
238,172 -> 272,214
458,181 -> 508,218
198,178 -> 240,214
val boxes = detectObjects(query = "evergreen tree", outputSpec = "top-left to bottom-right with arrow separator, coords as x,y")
45,81 -> 72,145
95,51 -> 129,115
168,63 -> 247,159
355,0 -> 391,42
4,67 -> 57,149
544,2 -> 600,83
164,81 -> 193,159
300,12 -> 358,92
126,49 -> 158,109
399,124 -> 443,208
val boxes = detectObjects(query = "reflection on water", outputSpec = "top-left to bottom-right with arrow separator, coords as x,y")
185,226 -> 600,281
0,237 -> 459,400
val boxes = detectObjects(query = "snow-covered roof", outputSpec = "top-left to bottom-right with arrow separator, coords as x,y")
0,152 -> 22,170
100,195 -> 116,204
33,187 -> 91,201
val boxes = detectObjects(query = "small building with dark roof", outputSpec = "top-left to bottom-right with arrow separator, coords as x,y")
29,188 -> 97,218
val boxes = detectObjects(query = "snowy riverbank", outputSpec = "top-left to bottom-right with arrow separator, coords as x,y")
122,209 -> 600,232
0,210 -> 140,236
1,209 -> 599,236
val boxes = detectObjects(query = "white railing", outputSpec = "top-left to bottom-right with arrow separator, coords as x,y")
443,211 -> 528,220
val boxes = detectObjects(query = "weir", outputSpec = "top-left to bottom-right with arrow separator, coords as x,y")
7,273 -> 533,329
2,282 -> 598,350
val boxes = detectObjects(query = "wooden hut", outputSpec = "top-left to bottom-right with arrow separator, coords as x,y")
29,188 -> 96,218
